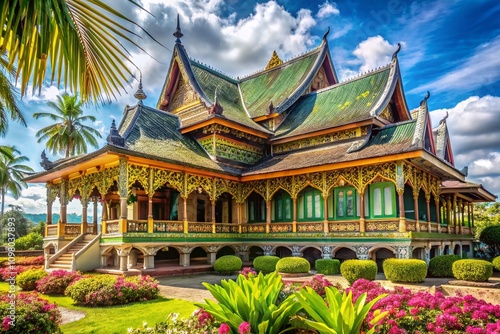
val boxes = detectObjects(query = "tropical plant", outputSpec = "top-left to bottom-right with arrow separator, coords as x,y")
0,147 -> 33,218
33,93 -> 102,158
0,207 -> 34,239
294,286 -> 387,334
480,225 -> 500,257
0,0 -> 159,103
0,54 -> 25,136
196,271 -> 302,334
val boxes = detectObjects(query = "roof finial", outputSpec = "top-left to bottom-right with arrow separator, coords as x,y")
392,42 -> 401,60
322,26 -> 330,41
173,14 -> 183,44
439,111 -> 449,126
106,119 -> 125,147
265,51 -> 283,70
134,71 -> 147,102
419,91 -> 430,106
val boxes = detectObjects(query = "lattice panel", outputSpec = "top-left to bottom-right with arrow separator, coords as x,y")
186,174 -> 214,199
293,172 -> 323,196
128,164 -> 150,193
268,177 -> 293,198
47,184 -> 59,204
273,129 -> 358,154
341,167 -> 361,191
215,179 -> 239,200
325,170 -> 342,193
93,167 -> 119,198
361,162 -> 397,190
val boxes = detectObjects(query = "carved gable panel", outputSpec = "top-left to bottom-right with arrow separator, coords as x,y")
169,74 -> 198,112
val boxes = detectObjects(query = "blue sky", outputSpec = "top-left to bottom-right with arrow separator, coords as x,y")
2,0 -> 499,215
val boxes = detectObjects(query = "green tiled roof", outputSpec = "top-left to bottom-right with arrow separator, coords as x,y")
121,103 -> 239,174
239,48 -> 322,118
244,120 -> 417,176
275,65 -> 392,139
187,63 -> 270,133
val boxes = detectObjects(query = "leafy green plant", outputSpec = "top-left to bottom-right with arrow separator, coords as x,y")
493,255 -> 500,271
16,268 -> 47,291
14,232 -> 43,250
383,259 -> 427,283
452,259 -> 493,282
340,260 -> 377,285
428,254 -> 461,277
294,286 -> 387,334
315,259 -> 340,275
213,255 -> 242,274
253,255 -> 280,273
276,257 -> 310,273
196,271 -> 302,334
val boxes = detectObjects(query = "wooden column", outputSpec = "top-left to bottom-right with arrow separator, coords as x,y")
59,179 -> 68,224
426,198 -> 431,232
359,191 -> 365,233
266,200 -> 271,233
182,196 -> 188,233
292,197 -> 297,233
452,195 -> 457,234
46,184 -> 53,225
446,197 -> 452,234
211,200 -> 216,234
93,197 -> 98,234
398,190 -> 406,232
81,199 -> 88,234
323,194 -> 329,233
413,195 -> 420,232
435,198 -> 441,233
147,195 -> 154,233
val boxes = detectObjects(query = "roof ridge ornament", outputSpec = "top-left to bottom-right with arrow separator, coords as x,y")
419,91 -> 430,106
40,150 -> 55,170
266,101 -> 275,115
265,50 -> 283,70
439,111 -> 449,126
392,42 -> 401,60
107,119 -> 125,147
208,87 -> 223,115
322,26 -> 330,41
134,71 -> 147,102
173,14 -> 183,44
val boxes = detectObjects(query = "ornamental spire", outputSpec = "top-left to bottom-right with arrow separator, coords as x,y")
173,14 -> 183,44
392,42 -> 401,60
134,72 -> 147,102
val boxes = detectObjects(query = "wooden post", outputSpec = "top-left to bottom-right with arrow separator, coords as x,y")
359,192 -> 365,233
398,190 -> 406,232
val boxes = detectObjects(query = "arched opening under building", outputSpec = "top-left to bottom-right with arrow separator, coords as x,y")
249,246 -> 264,261
217,246 -> 235,258
128,247 -> 144,269
374,247 -> 394,272
275,246 -> 292,258
334,247 -> 357,261
190,246 -> 208,265
154,246 -> 179,267
303,247 -> 322,268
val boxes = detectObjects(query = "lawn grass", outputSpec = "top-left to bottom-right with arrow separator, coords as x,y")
0,282 -> 197,334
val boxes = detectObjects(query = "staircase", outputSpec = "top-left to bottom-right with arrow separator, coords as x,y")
47,234 -> 100,271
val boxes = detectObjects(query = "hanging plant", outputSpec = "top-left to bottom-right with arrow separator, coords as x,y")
127,194 -> 138,205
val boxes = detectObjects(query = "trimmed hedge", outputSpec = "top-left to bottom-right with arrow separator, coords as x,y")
428,254 -> 461,277
452,259 -> 493,282
493,256 -> 500,272
340,259 -> 377,285
315,259 -> 340,275
253,255 -> 280,273
383,258 -> 427,283
16,268 -> 47,291
214,255 -> 242,274
276,257 -> 310,274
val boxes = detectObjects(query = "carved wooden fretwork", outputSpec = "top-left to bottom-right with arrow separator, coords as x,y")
201,124 -> 266,144
265,50 -> 283,70
47,183 -> 59,205
128,164 -> 150,195
310,65 -> 328,92
215,179 -> 239,201
379,105 -> 394,122
186,174 -> 214,199
153,169 -> 184,194
273,128 -> 358,154
268,177 -> 293,198
169,74 -> 198,112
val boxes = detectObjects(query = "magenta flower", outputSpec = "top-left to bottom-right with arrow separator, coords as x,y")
238,321 -> 251,334
219,323 -> 231,334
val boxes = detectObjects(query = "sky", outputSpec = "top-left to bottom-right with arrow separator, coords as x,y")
1,0 -> 499,216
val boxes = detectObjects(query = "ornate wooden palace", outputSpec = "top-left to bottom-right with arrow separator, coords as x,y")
27,20 -> 495,273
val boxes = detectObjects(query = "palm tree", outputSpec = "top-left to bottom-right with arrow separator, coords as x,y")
0,53 -> 25,136
34,93 -> 102,158
1,1 -> 158,103
0,146 -> 34,219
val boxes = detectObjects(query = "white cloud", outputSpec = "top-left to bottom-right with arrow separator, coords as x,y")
22,85 -> 64,103
317,1 -> 339,19
410,35 -> 500,94
352,35 -> 400,73
429,95 -> 500,198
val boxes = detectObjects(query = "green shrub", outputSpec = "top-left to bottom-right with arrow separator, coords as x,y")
65,274 -> 159,306
315,259 -> 340,275
213,255 -> 242,274
16,268 -> 47,291
493,255 -> 500,272
383,258 -> 427,283
0,292 -> 62,333
14,232 -> 43,250
253,255 -> 280,273
276,257 -> 310,274
452,259 -> 493,282
428,254 -> 461,277
340,259 -> 377,285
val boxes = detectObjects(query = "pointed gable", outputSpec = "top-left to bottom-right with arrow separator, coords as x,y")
432,112 -> 455,166
411,92 -> 436,154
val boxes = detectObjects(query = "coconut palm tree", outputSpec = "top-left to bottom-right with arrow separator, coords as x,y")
0,146 -> 34,219
34,93 -> 102,158
1,0 -> 157,103
0,53 -> 25,136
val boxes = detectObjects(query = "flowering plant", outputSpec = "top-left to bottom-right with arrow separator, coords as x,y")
239,267 -> 257,279
128,309 -> 219,333
36,270 -> 83,294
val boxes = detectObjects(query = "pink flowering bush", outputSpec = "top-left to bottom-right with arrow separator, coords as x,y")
65,274 -> 159,306
36,270 -> 83,294
0,265 -> 42,282
0,292 -> 62,333
347,279 -> 500,333
239,267 -> 257,278
301,274 -> 340,297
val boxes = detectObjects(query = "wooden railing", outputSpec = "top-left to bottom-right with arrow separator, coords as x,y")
296,222 -> 324,233
105,220 -> 120,234
216,223 -> 239,233
127,220 -> 148,232
153,221 -> 183,233
46,224 -> 58,237
188,222 -> 212,233
64,224 -> 81,236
